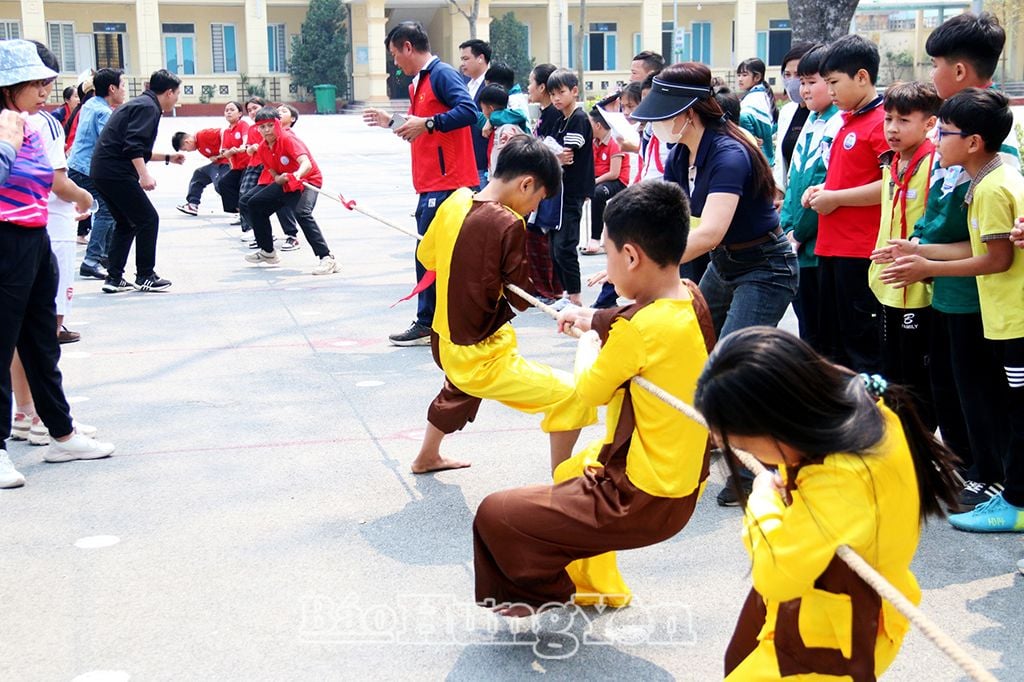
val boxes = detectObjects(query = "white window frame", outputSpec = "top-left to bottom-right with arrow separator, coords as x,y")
0,20 -> 20,41
587,22 -> 618,72
211,23 -> 238,74
267,23 -> 287,72
47,21 -> 76,73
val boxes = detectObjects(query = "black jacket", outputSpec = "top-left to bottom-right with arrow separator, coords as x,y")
91,90 -> 162,180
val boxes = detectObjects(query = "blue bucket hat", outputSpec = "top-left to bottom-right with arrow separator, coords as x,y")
0,39 -> 58,88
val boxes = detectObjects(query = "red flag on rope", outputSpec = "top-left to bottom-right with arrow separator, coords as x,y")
391,270 -> 436,308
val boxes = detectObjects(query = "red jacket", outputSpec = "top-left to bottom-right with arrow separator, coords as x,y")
195,128 -> 227,164
407,60 -> 478,193
256,119 -> 322,192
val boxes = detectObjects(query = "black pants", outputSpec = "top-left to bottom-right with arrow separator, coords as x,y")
239,183 -> 330,258
792,265 -> 821,352
217,168 -> 245,213
0,224 -> 73,449
93,176 -> 160,280
817,256 -> 881,373
881,305 -> 935,430
992,337 -> 1024,507
186,163 -> 228,206
238,165 -> 297,235
928,310 -> 973,476
946,311 -> 1008,484
550,194 -> 585,295
590,180 -> 625,240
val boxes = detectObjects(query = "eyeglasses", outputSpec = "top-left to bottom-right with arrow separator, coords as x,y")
936,127 -> 972,141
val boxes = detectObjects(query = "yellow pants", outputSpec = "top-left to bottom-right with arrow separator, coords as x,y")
438,323 -> 596,433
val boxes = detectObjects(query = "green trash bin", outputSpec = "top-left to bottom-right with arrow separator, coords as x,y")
313,84 -> 337,114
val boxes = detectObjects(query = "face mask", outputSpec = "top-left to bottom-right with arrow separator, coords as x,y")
653,117 -> 688,144
784,77 -> 801,104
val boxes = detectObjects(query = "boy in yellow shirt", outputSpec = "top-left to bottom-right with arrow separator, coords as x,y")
867,81 -> 941,427
412,135 -> 596,474
473,180 -> 713,616
880,88 -> 1024,532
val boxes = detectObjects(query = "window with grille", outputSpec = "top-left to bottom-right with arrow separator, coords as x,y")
212,23 -> 238,73
47,22 -> 76,73
267,24 -> 287,72
0,21 -> 20,41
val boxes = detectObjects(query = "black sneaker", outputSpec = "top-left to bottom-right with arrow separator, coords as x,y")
134,273 -> 172,292
102,276 -> 134,293
79,262 -> 108,280
954,480 -> 1001,512
717,474 -> 754,507
388,322 -> 431,347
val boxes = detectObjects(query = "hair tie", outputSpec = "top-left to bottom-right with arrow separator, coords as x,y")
859,373 -> 888,398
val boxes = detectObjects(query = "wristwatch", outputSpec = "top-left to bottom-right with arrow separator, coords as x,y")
425,117 -> 436,134
165,155 -> 170,165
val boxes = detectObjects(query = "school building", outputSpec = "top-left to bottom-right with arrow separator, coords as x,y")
2,0 -> 1021,106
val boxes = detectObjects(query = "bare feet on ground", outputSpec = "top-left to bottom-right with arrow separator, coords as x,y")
410,456 -> 472,474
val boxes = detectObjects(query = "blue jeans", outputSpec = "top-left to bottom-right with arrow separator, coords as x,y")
699,233 -> 798,340
70,169 -> 114,268
414,190 -> 456,327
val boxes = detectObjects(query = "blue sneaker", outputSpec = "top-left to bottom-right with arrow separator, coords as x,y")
948,493 -> 1024,533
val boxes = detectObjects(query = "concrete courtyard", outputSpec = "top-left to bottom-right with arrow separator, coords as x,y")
1,113 -> 1021,681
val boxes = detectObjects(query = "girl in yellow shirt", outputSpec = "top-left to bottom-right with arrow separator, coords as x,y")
695,327 -> 960,680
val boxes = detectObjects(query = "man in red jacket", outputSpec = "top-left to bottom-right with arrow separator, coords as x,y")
171,127 -> 229,215
239,107 -> 338,276
363,21 -> 478,346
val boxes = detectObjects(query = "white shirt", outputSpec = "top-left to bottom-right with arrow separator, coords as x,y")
467,73 -> 485,100
29,111 -> 77,242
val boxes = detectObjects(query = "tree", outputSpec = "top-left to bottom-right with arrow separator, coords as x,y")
289,0 -> 350,96
788,0 -> 861,43
449,0 -> 481,39
881,50 -> 914,84
489,13 -> 534,90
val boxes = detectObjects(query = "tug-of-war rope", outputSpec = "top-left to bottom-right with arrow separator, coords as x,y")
310,182 -> 997,682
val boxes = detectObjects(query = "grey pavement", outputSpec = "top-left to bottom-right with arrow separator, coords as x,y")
1,114 -> 1021,681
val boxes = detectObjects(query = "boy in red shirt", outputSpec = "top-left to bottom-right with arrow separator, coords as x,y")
172,127 -> 229,215
803,35 -> 889,373
240,107 -> 338,275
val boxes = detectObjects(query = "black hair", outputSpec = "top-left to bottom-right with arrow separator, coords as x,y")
278,103 -> 299,126
595,91 -> 620,109
546,68 -> 578,93
93,68 -> 123,98
171,131 -> 189,151
478,84 -> 509,109
659,62 -> 777,202
631,50 -> 665,76
386,21 -> 430,53
30,40 -> 59,72
694,327 -> 960,520
796,43 -> 829,78
603,181 -> 690,267
149,69 -> 181,95
641,72 -> 656,92
820,34 -> 880,84
938,87 -> 1013,154
737,57 -> 777,122
485,62 -> 515,90
925,12 -> 1005,80
62,86 -> 75,101
225,100 -> 243,114
490,134 -> 562,198
253,105 -> 281,123
246,96 -> 266,109
530,63 -> 557,91
781,41 -> 814,72
883,81 -> 941,117
459,38 -> 492,63
620,81 -> 643,105
713,85 -> 741,124
588,106 -> 608,127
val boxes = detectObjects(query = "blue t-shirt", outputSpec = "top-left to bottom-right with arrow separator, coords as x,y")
664,129 -> 779,245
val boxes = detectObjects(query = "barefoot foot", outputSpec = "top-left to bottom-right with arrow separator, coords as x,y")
411,456 -> 472,474
495,604 -> 535,618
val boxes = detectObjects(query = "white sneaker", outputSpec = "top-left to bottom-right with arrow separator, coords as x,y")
312,255 -> 339,276
25,418 -> 96,446
0,450 -> 25,489
10,412 -> 31,440
245,249 -> 280,265
44,433 -> 115,463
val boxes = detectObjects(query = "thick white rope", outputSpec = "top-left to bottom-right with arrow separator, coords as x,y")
305,187 -> 995,681
504,282 -> 996,682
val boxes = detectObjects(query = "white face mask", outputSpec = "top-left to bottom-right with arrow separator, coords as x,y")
783,77 -> 801,104
653,117 -> 688,144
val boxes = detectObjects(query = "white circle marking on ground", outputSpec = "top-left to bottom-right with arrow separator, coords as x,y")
74,535 -> 120,549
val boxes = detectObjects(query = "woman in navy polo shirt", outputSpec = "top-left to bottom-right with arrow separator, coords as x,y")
631,63 -> 798,340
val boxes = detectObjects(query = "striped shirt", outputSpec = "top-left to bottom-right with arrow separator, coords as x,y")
0,113 -> 53,227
